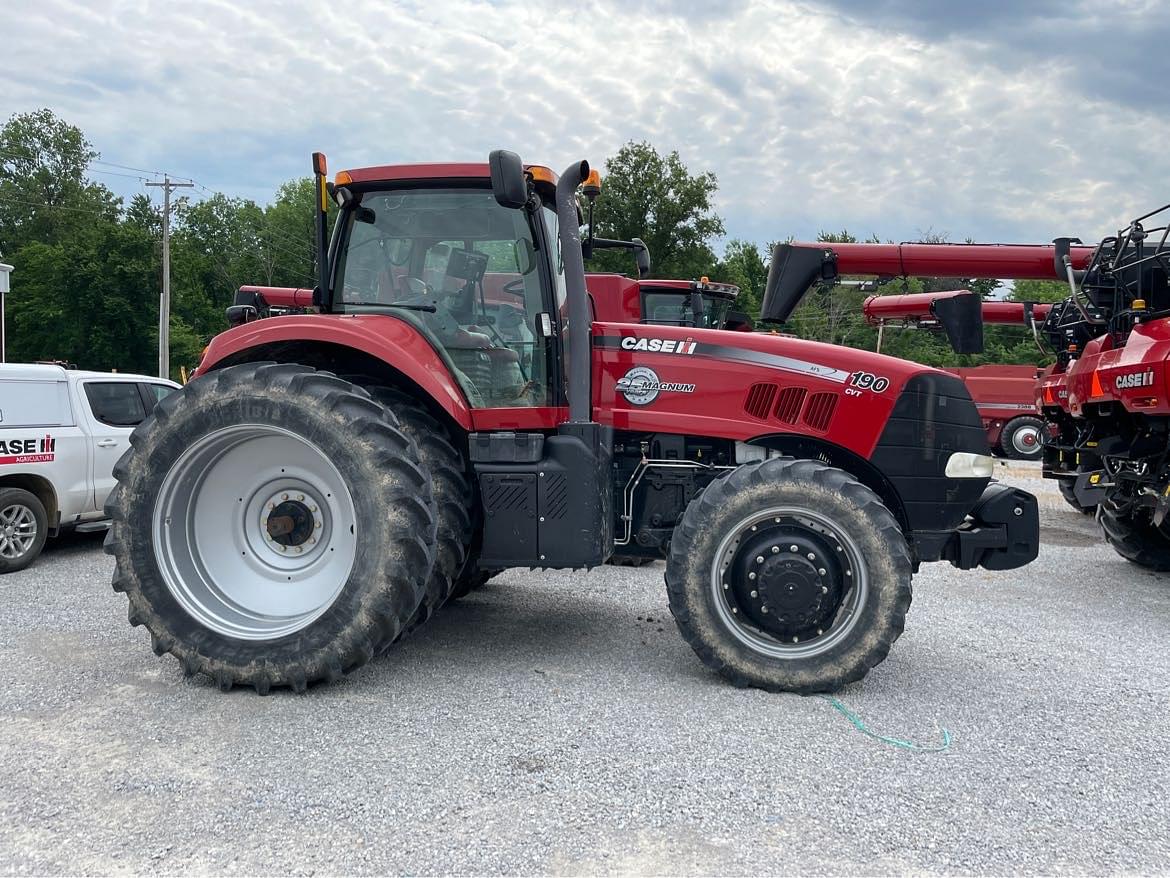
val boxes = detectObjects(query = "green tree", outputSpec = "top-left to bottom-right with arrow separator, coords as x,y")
586,141 -> 723,280
0,108 -> 117,254
712,239 -> 767,318
1011,279 -> 1068,303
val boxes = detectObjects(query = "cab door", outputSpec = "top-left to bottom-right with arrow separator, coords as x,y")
78,379 -> 148,513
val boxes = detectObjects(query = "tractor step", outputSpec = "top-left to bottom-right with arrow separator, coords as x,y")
74,520 -> 112,534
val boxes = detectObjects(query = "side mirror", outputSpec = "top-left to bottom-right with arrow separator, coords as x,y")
489,149 -> 528,209
632,238 -> 651,278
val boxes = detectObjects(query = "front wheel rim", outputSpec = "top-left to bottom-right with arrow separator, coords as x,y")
710,506 -> 869,659
0,504 -> 38,559
153,424 -> 359,640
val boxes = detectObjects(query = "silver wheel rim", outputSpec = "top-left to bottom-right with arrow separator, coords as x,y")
710,506 -> 869,659
153,424 -> 358,640
1012,424 -> 1040,456
0,503 -> 38,560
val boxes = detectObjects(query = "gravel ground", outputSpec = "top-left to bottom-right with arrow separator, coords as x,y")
2,461 -> 1168,875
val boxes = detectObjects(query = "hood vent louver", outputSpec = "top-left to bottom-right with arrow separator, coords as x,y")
774,386 -> 807,424
803,392 -> 838,432
744,383 -> 778,420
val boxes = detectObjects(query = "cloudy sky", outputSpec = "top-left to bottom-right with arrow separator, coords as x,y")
3,0 -> 1167,252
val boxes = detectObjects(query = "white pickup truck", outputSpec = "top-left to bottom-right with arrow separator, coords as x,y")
0,364 -> 179,573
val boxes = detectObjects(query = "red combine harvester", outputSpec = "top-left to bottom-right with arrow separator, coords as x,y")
105,153 -> 1040,694
942,366 -> 1044,460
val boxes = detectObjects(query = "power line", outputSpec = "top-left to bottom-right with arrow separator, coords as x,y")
89,158 -> 172,177
86,167 -> 156,183
0,194 -> 119,218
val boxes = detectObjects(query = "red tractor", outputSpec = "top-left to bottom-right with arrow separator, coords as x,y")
106,153 -> 1039,694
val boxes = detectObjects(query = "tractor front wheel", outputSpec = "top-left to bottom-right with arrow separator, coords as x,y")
1058,478 -> 1096,515
1100,504 -> 1170,571
105,363 -> 436,693
666,458 -> 912,693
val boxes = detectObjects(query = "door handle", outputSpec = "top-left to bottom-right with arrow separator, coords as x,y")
96,439 -> 118,447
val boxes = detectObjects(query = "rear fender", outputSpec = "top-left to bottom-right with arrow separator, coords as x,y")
195,314 -> 473,431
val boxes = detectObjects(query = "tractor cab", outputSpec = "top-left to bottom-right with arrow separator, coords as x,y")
586,274 -> 749,330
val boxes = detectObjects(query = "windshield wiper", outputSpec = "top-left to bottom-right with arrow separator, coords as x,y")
352,302 -> 437,313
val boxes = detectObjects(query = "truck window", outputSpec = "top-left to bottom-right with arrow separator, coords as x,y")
141,383 -> 175,409
84,382 -> 148,427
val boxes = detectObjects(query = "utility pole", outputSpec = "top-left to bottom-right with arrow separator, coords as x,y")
0,258 -> 12,364
145,175 -> 193,379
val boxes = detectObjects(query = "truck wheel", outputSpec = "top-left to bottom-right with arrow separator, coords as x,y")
1100,505 -> 1170,571
1058,479 -> 1096,515
665,458 -> 912,693
366,386 -> 472,632
105,363 -> 436,693
0,488 -> 48,574
1001,416 -> 1044,460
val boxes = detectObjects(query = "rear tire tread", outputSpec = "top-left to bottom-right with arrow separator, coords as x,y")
105,363 -> 437,693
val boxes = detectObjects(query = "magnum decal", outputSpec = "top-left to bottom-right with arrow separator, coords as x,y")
615,367 -> 696,406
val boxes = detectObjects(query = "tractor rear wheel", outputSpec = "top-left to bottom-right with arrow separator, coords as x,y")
1100,504 -> 1170,571
1001,416 -> 1044,460
366,386 -> 473,632
447,561 -> 501,601
105,363 -> 436,693
666,458 -> 912,693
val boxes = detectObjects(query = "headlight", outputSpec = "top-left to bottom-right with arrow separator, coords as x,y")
945,452 -> 995,479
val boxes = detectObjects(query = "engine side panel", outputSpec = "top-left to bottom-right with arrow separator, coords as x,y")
591,321 -> 929,459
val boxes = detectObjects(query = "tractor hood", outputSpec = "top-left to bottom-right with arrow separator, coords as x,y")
593,319 -> 971,460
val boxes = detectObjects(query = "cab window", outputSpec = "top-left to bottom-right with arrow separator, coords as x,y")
642,292 -> 730,328
334,189 -> 548,408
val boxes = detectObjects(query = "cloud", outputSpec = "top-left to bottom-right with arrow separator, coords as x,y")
1,0 -> 1168,252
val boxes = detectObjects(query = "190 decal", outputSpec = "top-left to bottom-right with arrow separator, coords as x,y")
848,371 -> 890,393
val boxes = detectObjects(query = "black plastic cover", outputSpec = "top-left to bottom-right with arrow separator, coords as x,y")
871,372 -> 989,534
469,432 -> 545,464
760,244 -> 838,323
474,423 -> 613,568
931,292 -> 984,354
936,484 -> 1040,570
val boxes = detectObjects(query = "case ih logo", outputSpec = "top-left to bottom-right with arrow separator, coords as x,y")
1115,370 -> 1155,391
0,434 -> 56,465
620,336 -> 697,355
